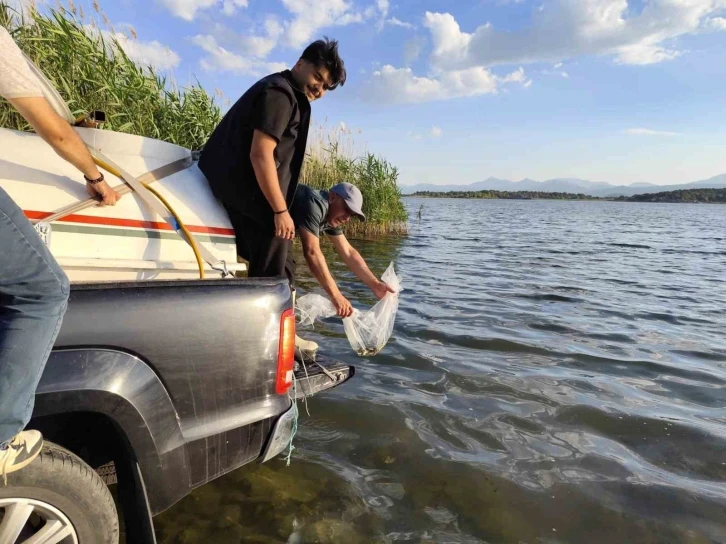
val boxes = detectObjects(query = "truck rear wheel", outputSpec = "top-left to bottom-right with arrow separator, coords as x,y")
0,441 -> 118,543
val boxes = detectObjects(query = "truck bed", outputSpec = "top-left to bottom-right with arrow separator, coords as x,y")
31,277 -> 354,515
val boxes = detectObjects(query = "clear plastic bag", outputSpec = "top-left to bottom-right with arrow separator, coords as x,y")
296,262 -> 402,357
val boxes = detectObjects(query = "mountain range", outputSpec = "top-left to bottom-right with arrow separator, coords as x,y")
401,174 -> 726,197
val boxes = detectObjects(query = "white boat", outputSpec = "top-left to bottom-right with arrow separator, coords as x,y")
0,126 -> 245,282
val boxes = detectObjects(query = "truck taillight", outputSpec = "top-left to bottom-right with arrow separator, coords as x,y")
276,308 -> 296,395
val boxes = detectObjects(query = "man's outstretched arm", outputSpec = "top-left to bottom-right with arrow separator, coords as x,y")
299,228 -> 353,317
329,233 -> 395,299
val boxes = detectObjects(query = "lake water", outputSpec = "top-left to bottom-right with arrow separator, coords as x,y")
155,198 -> 726,543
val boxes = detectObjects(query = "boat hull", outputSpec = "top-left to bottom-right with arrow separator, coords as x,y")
0,127 -> 243,281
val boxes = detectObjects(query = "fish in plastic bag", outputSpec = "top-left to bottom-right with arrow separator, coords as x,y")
296,262 -> 402,357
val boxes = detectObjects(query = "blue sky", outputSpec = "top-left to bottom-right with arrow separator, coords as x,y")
25,0 -> 726,186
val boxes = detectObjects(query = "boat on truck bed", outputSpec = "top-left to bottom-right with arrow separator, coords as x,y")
0,125 -> 242,281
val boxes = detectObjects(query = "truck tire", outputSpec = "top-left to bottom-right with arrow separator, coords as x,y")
0,441 -> 119,543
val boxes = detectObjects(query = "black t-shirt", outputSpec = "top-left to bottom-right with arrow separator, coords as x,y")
198,70 -> 311,228
290,185 -> 343,237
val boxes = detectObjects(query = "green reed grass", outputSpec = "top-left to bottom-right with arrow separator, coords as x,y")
0,1 -> 221,150
301,123 -> 408,236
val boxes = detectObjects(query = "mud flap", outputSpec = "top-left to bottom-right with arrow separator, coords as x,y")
260,403 -> 297,463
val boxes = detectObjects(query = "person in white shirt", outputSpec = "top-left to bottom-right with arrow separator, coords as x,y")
0,26 -> 120,482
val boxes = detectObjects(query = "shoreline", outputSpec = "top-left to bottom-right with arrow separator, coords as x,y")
402,187 -> 726,204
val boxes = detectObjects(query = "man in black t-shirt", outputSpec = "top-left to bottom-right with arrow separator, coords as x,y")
290,183 -> 395,318
198,38 -> 346,284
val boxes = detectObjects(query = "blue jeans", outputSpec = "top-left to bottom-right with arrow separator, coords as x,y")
0,187 -> 69,447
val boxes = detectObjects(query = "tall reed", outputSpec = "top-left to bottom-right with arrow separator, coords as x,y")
301,122 -> 408,236
0,1 -> 221,150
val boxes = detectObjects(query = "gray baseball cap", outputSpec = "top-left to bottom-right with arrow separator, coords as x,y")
330,182 -> 366,221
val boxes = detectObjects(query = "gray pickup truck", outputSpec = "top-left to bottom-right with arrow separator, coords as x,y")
0,278 -> 353,544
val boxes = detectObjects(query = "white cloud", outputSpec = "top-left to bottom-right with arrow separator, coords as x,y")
424,12 -> 473,66
191,34 -> 286,74
267,62 -> 291,72
365,64 -> 530,104
615,44 -> 682,65
158,0 -> 248,20
542,62 -> 570,79
203,16 -> 285,61
387,17 -> 415,29
542,68 -> 570,78
365,1 -> 726,104
376,0 -> 389,17
624,128 -> 680,136
239,16 -> 284,57
192,35 -> 250,72
222,0 -> 249,16
113,33 -> 181,70
423,1 -> 726,69
86,26 -> 181,70
403,35 -> 427,64
430,126 -> 442,137
158,0 -> 217,21
281,0 -> 365,48
372,0 -> 392,30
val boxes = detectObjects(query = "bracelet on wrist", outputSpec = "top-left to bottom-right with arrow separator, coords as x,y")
84,172 -> 105,185
273,208 -> 288,215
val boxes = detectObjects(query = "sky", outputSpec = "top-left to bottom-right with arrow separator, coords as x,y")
17,0 -> 726,186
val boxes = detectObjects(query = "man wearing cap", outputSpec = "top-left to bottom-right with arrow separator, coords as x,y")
290,182 -> 395,321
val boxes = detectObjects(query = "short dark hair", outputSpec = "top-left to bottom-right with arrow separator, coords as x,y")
301,37 -> 347,90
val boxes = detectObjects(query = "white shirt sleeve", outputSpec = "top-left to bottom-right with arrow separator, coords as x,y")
0,26 -> 43,99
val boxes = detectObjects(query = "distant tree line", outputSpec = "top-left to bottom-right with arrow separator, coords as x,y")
615,188 -> 726,203
409,188 -> 726,203
409,190 -> 599,200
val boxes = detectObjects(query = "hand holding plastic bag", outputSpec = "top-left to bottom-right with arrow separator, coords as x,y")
296,263 -> 402,356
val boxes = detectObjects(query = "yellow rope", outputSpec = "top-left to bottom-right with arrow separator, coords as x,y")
93,157 -> 206,279
143,183 -> 205,279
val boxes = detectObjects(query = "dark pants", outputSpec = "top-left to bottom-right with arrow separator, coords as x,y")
0,187 -> 69,447
225,207 -> 296,286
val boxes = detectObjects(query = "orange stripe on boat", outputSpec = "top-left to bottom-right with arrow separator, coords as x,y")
24,210 -> 235,236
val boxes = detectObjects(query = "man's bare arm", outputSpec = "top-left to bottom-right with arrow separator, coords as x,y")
300,228 -> 353,317
329,233 -> 395,299
9,96 -> 119,205
249,129 -> 294,239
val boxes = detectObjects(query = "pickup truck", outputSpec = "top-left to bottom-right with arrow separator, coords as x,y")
0,277 -> 354,543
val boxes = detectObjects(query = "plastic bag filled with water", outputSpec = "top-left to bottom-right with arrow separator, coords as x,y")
296,262 -> 402,356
